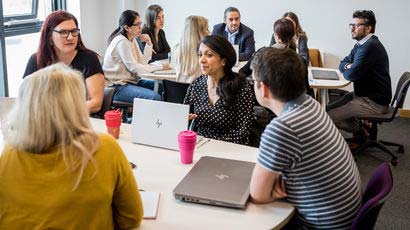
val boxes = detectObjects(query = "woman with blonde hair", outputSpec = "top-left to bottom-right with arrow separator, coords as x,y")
173,15 -> 209,83
0,64 -> 143,229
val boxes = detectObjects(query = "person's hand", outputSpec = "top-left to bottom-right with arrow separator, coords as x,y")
345,63 -> 352,69
138,34 -> 152,46
162,63 -> 171,70
271,175 -> 287,199
188,113 -> 198,120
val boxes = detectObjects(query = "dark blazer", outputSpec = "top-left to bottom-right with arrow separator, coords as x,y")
211,23 -> 255,61
339,35 -> 391,105
140,28 -> 171,62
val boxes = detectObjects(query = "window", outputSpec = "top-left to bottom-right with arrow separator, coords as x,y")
0,0 -> 66,96
3,0 -> 39,21
2,0 -> 53,37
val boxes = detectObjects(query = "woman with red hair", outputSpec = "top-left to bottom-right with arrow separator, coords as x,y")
23,10 -> 104,114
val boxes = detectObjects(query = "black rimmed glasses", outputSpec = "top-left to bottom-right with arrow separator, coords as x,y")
52,29 -> 80,38
348,23 -> 367,30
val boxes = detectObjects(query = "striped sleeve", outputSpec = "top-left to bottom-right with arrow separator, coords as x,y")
257,119 -> 302,172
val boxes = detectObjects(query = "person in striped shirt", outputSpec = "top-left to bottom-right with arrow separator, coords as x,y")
249,47 -> 362,229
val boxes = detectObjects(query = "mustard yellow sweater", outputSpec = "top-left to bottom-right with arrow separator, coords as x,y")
0,134 -> 143,229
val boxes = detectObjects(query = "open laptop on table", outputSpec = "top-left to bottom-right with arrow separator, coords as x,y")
131,98 -> 190,150
173,156 -> 255,209
311,68 -> 340,80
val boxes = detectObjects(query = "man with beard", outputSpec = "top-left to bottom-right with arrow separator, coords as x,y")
211,7 -> 255,61
327,10 -> 392,146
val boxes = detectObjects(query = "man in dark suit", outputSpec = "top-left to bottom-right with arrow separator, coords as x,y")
211,7 -> 255,61
327,10 -> 392,144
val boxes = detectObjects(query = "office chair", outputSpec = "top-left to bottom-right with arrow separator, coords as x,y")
91,87 -> 115,119
351,163 -> 393,230
353,72 -> 410,166
162,79 -> 190,104
308,48 -> 323,68
112,100 -> 133,123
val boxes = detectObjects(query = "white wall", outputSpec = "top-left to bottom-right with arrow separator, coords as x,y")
79,0 -> 410,108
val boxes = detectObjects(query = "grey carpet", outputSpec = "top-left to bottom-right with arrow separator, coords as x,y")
352,117 -> 410,230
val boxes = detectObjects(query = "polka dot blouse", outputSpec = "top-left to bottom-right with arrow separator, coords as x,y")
184,75 -> 254,145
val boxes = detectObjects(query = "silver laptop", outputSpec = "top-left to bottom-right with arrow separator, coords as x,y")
131,98 -> 189,150
173,156 -> 255,209
312,69 -> 340,80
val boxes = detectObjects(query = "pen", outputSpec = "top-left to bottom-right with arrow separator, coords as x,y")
188,118 -> 196,131
196,139 -> 210,149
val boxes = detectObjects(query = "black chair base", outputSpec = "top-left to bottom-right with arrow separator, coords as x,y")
351,72 -> 410,167
351,122 -> 404,166
352,139 -> 399,166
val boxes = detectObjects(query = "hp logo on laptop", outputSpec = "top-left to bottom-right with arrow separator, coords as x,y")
215,174 -> 229,180
155,119 -> 163,128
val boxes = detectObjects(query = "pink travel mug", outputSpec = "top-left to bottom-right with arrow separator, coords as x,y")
178,130 -> 197,164
104,110 -> 122,139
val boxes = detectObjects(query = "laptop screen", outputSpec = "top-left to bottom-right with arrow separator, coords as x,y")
131,98 -> 189,150
312,69 -> 340,80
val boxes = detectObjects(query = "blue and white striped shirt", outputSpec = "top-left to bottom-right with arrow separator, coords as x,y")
258,95 -> 362,229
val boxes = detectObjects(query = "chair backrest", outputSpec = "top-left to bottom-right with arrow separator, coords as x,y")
381,72 -> 410,121
391,72 -> 410,109
93,87 -> 115,119
162,79 -> 190,104
308,48 -> 323,67
351,163 -> 393,230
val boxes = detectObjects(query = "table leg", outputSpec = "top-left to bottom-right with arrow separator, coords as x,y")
153,80 -> 159,93
320,88 -> 328,107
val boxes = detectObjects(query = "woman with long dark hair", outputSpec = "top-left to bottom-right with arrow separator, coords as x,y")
240,18 -> 296,76
272,18 -> 296,50
270,12 -> 309,64
184,35 -> 254,145
103,10 -> 170,102
240,18 -> 313,97
23,10 -> 104,114
142,4 -> 171,62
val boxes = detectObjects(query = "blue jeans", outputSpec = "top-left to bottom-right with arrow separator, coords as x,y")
113,79 -> 164,103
